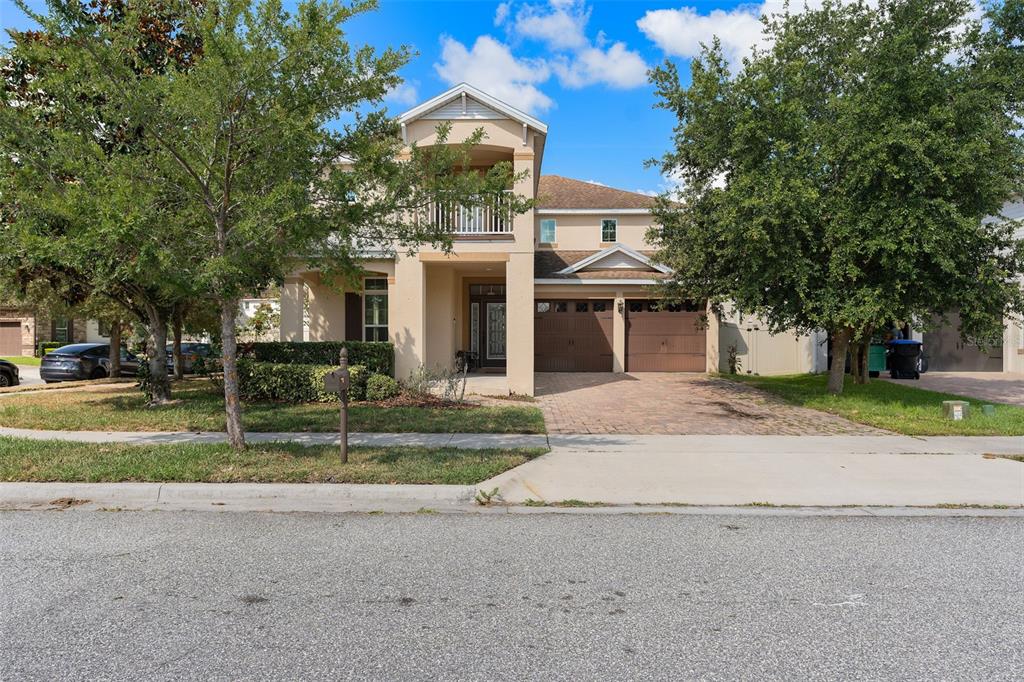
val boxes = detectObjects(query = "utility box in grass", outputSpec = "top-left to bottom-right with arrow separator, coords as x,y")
942,400 -> 969,421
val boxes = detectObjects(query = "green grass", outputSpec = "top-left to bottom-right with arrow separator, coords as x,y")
0,436 -> 547,484
0,384 -> 546,434
727,374 -> 1024,436
0,356 -> 40,366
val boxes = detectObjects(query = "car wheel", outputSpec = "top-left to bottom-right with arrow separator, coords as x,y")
0,372 -> 10,388
90,367 -> 108,380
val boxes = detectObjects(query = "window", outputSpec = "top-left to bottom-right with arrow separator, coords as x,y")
363,278 -> 388,341
628,300 -> 645,313
540,219 -> 556,244
53,317 -> 70,343
592,301 -> 607,312
575,302 -> 589,313
554,302 -> 568,313
536,302 -> 550,313
601,219 -> 617,242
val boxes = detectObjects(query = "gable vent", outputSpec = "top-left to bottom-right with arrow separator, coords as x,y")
421,96 -> 506,121
581,251 -> 656,271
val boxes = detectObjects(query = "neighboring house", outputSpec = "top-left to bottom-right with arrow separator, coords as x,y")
0,306 -> 90,356
238,297 -> 281,342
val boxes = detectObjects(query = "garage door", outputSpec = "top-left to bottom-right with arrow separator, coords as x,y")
923,312 -> 1003,372
535,300 -> 613,372
626,300 -> 706,372
0,321 -> 21,356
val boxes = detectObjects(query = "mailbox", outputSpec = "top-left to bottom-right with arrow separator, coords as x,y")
323,368 -> 350,394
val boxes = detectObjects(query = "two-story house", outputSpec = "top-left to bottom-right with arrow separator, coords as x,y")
278,83 -> 737,396
277,84 -> 1024,394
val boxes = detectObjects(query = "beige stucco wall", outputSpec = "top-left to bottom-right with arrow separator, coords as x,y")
1004,317 -> 1023,373
535,213 -> 655,251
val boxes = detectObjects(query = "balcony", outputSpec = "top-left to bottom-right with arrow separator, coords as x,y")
425,190 -> 515,235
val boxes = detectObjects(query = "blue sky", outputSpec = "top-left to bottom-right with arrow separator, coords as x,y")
1,0 -> 788,194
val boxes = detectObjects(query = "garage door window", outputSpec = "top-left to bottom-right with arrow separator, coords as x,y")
592,301 -> 607,312
536,302 -> 550,313
554,302 -> 568,313
575,302 -> 588,313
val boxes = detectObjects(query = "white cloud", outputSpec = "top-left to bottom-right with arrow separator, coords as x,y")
637,5 -> 767,67
385,82 -> 419,107
494,1 -> 511,27
435,35 -> 554,114
553,41 -> 648,89
513,0 -> 590,50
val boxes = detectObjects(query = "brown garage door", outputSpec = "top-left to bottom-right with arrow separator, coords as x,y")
0,321 -> 21,356
535,300 -> 613,372
626,300 -> 706,372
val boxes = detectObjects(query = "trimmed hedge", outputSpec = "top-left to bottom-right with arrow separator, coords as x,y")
237,360 -> 370,403
37,341 -> 64,357
366,374 -> 400,402
239,341 -> 393,376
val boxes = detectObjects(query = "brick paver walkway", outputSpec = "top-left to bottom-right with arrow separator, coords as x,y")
535,373 -> 886,435
883,372 -> 1024,407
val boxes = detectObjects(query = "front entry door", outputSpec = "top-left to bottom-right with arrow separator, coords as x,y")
471,294 -> 507,369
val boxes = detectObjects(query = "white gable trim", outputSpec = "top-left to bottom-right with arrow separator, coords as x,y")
398,83 -> 548,134
535,278 -> 661,285
555,244 -> 672,276
537,208 -> 651,215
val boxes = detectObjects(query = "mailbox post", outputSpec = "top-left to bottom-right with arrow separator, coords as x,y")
338,348 -> 349,463
323,348 -> 350,463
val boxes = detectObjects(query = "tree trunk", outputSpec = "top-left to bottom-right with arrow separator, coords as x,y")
108,320 -> 121,378
857,341 -> 869,384
827,328 -> 852,395
145,306 -> 171,404
220,298 -> 245,450
849,341 -> 862,385
173,307 -> 184,382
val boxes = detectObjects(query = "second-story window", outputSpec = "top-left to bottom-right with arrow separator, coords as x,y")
540,219 -> 556,244
601,218 -> 617,242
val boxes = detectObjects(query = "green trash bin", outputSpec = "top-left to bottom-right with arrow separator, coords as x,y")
868,343 -> 887,377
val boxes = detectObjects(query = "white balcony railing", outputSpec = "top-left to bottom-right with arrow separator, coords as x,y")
425,190 -> 515,234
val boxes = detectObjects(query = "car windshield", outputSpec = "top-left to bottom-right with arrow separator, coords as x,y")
47,344 -> 102,356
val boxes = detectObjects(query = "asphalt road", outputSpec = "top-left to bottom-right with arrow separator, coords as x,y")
2,511 -> 1022,680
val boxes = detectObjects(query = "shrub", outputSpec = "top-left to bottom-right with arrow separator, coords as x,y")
237,360 -> 370,403
238,341 -> 393,375
403,365 -> 467,402
366,373 -> 400,402
37,341 -> 64,357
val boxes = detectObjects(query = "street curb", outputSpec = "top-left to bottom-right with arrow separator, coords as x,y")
0,481 -> 477,513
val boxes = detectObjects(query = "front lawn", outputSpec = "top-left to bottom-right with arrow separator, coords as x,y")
0,436 -> 546,484
0,384 -> 546,434
1,356 -> 40,366
727,374 -> 1024,436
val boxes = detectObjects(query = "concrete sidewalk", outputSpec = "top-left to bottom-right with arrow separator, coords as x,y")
483,436 -> 1024,507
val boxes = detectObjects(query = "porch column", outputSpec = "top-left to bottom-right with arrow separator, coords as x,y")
392,255 -> 426,381
306,275 -> 346,341
280,277 -> 306,342
506,252 -> 534,396
612,293 -> 626,372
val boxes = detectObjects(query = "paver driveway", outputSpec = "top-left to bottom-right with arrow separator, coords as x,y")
535,373 -> 885,435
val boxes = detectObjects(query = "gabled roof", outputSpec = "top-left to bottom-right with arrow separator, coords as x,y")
534,249 -> 671,282
556,244 -> 672,275
536,175 -> 656,211
398,83 -> 548,134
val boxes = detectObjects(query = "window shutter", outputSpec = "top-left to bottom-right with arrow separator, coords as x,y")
345,293 -> 362,341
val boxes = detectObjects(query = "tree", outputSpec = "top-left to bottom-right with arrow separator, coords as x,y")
1,1 -> 206,402
649,0 -> 1024,394
18,0 -> 529,448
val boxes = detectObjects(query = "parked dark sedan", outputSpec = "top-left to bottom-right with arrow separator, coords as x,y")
0,359 -> 19,387
165,342 -> 213,374
40,343 -> 140,383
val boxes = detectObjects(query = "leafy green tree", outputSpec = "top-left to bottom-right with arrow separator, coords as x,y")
1,1 -> 206,401
10,0 -> 529,447
649,0 -> 1024,394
